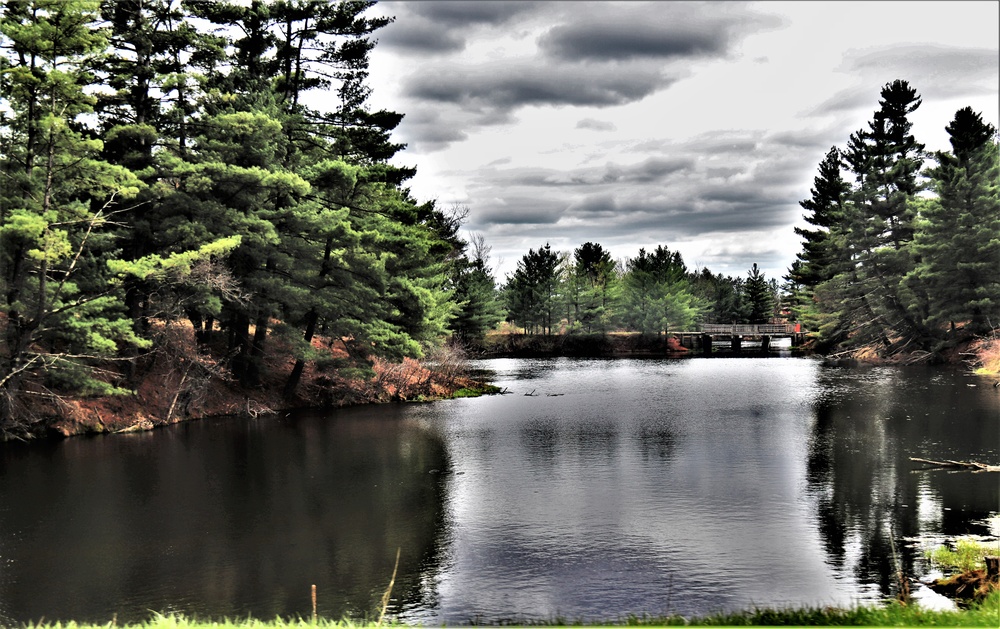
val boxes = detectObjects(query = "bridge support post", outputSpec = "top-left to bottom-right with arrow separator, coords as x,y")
730,335 -> 741,352
700,334 -> 713,355
760,335 -> 770,354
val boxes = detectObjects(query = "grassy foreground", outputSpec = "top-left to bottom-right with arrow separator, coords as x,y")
12,592 -> 1000,628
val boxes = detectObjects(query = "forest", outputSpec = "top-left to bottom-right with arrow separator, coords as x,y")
1,1 -> 998,438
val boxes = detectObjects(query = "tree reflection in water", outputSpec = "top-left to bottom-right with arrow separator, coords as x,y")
805,365 -> 998,597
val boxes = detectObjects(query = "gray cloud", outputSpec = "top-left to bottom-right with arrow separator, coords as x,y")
406,63 -> 674,110
538,3 -> 783,62
482,156 -> 695,190
812,45 -> 1000,117
606,157 -> 695,183
459,126 -> 818,280
477,196 -> 567,225
562,191 -> 791,238
576,118 -> 617,132
378,1 -> 544,54
808,84 -> 878,116
542,20 -> 725,61
394,110 -> 469,152
386,2 -> 784,151
376,19 -> 466,54
405,1 -> 543,26
770,127 -> 845,152
841,45 -> 998,85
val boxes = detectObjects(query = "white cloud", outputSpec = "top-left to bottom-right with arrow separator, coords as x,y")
365,1 -> 1000,282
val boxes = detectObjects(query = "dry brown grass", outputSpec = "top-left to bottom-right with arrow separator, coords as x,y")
35,321 -> 481,439
970,335 -> 1000,375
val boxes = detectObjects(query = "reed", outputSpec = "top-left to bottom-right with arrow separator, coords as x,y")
926,537 -> 1000,573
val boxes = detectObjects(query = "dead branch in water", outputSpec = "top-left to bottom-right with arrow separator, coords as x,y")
909,457 -> 1000,473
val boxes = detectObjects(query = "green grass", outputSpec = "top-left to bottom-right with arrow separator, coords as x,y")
621,591 -> 1000,625
925,537 -> 1000,573
449,384 -> 503,398
11,593 -> 1000,628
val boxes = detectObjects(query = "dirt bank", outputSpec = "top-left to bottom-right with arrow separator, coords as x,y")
10,322 -> 488,440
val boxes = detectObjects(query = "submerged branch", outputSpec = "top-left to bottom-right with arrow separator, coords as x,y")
910,457 -> 1000,473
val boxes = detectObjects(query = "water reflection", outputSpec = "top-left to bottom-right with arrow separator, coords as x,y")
0,359 -> 996,625
0,407 -> 449,625
805,365 -> 999,597
400,359 -> 858,623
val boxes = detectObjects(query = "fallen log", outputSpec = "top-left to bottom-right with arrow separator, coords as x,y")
909,457 -> 1000,472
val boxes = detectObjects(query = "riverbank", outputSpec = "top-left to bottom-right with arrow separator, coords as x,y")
11,591 -> 1000,627
969,336 -> 1000,375
9,328 -> 996,442
5,321 -> 492,441
473,331 -> 695,358
815,331 -> 1000,373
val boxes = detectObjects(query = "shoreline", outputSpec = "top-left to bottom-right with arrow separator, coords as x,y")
6,333 -> 996,443
7,590 -> 999,628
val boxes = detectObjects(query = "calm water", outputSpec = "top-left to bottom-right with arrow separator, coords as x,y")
0,357 -> 997,624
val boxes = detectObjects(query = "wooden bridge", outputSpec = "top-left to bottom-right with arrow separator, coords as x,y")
700,323 -> 800,336
674,323 -> 805,353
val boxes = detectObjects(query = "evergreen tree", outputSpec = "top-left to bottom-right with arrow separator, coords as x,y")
561,242 -> 617,333
0,0 -> 146,429
95,0 -> 228,338
503,244 -> 561,334
815,79 -> 928,351
907,107 -> 1000,335
177,0 -> 448,391
618,246 -> 706,335
792,147 -> 851,289
691,268 -> 749,324
571,242 -> 617,333
745,264 -> 774,324
450,234 -> 504,343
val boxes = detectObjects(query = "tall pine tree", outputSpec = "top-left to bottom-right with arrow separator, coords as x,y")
907,107 -> 1000,335
0,0 -> 145,430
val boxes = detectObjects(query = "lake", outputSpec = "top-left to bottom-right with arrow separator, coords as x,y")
0,357 -> 997,624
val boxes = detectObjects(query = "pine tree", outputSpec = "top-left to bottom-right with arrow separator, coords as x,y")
828,80 -> 927,351
503,244 -> 561,334
95,0 -> 229,343
0,0 -> 146,429
908,107 -> 1000,335
745,264 -> 774,324
619,246 -> 705,335
793,147 -> 851,288
178,0 -> 448,391
571,242 -> 617,333
451,234 -> 504,343
691,268 -> 749,324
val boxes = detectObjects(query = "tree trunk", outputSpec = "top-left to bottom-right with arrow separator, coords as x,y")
284,309 -> 319,397
230,313 -> 252,383
986,556 -> 999,582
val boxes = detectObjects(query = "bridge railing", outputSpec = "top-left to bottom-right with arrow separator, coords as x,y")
698,323 -> 799,335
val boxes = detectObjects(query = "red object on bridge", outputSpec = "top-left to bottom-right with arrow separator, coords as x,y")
794,323 -> 801,333
667,335 -> 689,352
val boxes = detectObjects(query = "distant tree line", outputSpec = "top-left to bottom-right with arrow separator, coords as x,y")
786,80 -> 999,354
498,242 -> 780,336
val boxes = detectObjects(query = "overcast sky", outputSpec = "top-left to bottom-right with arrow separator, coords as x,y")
360,1 -> 999,283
